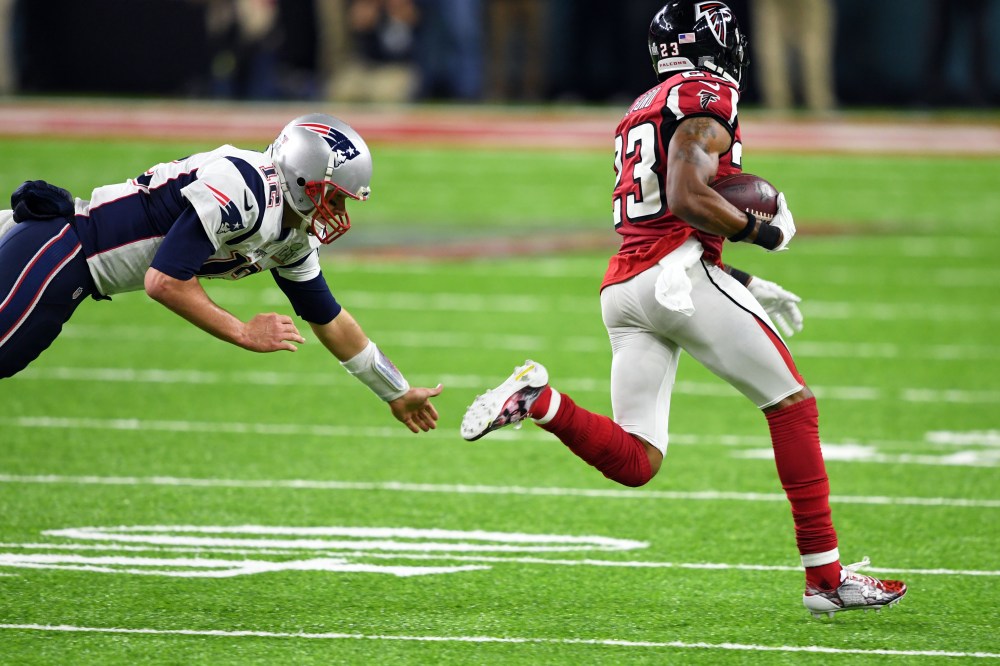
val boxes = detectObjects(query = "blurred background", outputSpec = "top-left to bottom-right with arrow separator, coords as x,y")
2,0 -> 999,112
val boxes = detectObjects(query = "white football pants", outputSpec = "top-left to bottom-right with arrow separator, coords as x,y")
600,237 -> 803,456
0,209 -> 14,241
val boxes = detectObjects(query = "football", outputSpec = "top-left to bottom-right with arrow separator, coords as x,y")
711,173 -> 778,222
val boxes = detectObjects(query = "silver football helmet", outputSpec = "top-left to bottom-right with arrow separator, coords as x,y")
269,113 -> 372,244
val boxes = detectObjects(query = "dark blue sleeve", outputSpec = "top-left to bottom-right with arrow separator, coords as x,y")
271,270 -> 342,325
150,207 -> 216,280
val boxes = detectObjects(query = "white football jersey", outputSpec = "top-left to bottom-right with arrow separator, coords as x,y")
73,145 -> 321,296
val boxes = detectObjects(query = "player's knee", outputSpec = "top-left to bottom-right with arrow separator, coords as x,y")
764,385 -> 815,413
644,442 -> 663,480
610,459 -> 657,487
605,437 -> 661,487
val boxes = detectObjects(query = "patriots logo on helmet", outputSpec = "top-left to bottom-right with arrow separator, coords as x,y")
297,123 -> 362,169
694,1 -> 733,47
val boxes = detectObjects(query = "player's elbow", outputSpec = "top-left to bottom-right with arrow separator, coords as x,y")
668,182 -> 720,233
144,268 -> 184,304
668,190 -> 701,224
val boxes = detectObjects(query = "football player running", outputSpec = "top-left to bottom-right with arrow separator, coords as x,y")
0,113 -> 442,433
461,1 -> 906,616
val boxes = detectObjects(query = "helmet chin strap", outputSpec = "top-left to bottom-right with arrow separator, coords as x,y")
272,157 -> 320,233
289,206 -> 317,235
285,198 -> 317,233
271,150 -> 362,243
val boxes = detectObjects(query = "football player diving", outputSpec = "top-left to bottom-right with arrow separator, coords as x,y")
0,114 -> 442,434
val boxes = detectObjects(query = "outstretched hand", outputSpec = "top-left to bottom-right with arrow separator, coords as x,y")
390,384 -> 444,433
244,313 -> 306,352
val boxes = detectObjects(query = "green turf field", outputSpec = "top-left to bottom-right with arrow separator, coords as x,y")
0,128 -> 998,664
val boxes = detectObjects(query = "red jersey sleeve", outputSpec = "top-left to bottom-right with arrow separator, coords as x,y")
664,71 -> 739,142
603,71 -> 742,291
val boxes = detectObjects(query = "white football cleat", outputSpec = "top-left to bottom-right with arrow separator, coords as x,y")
803,557 -> 907,619
461,360 -> 549,441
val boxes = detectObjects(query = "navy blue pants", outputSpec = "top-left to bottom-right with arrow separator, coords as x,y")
0,218 -> 96,378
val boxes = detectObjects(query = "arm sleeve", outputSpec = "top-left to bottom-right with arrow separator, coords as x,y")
271,269 -> 342,325
723,264 -> 753,287
149,206 -> 217,280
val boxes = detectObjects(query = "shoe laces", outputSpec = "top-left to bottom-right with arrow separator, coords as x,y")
840,556 -> 889,598
842,556 -> 872,576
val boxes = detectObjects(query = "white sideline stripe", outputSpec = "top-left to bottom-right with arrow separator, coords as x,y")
7,413 -> 998,450
0,624 -> 996,659
321,245 -> 991,272
1,543 -> 995,578
0,416 -> 407,438
0,554 -> 488,578
6,417 -> 1000,468
235,288 -> 1000,322
4,413 -> 1000,450
1,474 -> 996,508
805,268 -> 1000,288
57,325 -> 1000,360
11,369 -> 999,405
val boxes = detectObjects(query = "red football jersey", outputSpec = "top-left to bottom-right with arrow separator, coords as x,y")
603,70 -> 743,291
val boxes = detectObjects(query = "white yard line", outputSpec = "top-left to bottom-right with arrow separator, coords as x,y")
4,416 -> 999,467
105,283 -> 993,322
0,624 -> 995,659
0,542 -> 995,578
0,473 -> 996,508
10,369 -> 1000,404
233,288 -> 1000,322
54,324 -> 1000,360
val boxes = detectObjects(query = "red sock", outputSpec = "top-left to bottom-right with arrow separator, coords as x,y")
531,390 -> 652,488
808,561 -> 843,591
765,397 -> 841,589
529,386 -> 553,420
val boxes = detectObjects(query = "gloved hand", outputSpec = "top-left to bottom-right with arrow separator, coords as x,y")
767,192 -> 796,252
748,276 -> 803,337
11,180 -> 75,222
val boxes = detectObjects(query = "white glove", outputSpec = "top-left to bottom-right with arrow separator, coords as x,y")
748,277 -> 803,337
768,192 -> 796,252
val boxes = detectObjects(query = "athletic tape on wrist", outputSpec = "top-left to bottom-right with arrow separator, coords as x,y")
341,340 -> 410,402
752,222 -> 782,250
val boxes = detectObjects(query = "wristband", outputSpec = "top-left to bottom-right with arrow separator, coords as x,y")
341,340 -> 410,402
752,222 -> 782,250
727,211 -> 757,243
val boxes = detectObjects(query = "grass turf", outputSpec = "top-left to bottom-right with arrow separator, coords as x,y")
0,130 -> 998,664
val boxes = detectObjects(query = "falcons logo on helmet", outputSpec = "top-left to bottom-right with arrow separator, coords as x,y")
694,1 -> 733,47
297,123 -> 362,169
